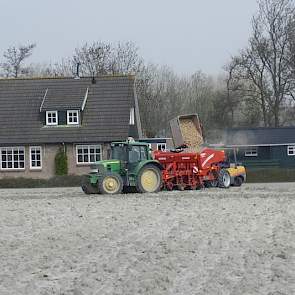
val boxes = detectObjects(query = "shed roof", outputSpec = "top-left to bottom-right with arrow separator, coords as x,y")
0,75 -> 136,145
223,127 -> 295,146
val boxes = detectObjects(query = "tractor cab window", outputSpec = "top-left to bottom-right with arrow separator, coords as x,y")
128,145 -> 148,163
139,146 -> 148,160
129,146 -> 141,163
111,145 -> 127,161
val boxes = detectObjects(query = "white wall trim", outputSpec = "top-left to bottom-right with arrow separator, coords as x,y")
75,144 -> 102,165
39,88 -> 48,112
211,143 -> 295,148
157,143 -> 167,151
29,146 -> 42,170
81,88 -> 89,111
0,146 -> 25,170
46,110 -> 58,126
67,110 -> 79,125
287,145 -> 295,156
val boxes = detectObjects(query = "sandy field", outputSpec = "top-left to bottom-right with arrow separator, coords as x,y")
0,183 -> 294,295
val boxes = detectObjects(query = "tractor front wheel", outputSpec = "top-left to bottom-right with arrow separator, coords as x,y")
98,172 -> 123,194
218,169 -> 231,189
81,176 -> 99,194
136,164 -> 162,193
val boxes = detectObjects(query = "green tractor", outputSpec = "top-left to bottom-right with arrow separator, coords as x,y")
81,141 -> 163,194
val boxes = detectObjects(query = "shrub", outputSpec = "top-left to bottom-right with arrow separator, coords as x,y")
55,147 -> 68,176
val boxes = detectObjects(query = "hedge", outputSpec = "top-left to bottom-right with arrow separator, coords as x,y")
246,168 -> 295,183
0,175 -> 83,189
0,168 -> 294,189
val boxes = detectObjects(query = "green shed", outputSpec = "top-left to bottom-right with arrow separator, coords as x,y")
217,127 -> 295,168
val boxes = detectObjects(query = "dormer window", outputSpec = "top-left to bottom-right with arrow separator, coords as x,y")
46,111 -> 58,126
67,110 -> 79,125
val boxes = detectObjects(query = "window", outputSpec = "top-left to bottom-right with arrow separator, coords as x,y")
30,146 -> 42,169
0,147 -> 25,170
157,143 -> 166,151
67,110 -> 79,125
287,145 -> 295,156
245,147 -> 258,157
76,145 -> 101,164
129,107 -> 135,125
46,111 -> 58,125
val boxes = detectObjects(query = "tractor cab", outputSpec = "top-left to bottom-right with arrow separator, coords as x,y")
111,141 -> 152,167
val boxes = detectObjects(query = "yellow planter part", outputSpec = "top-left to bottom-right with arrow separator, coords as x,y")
226,166 -> 246,178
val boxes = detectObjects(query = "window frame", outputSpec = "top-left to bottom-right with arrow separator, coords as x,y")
29,146 -> 42,170
287,145 -> 295,156
46,111 -> 58,126
157,143 -> 167,151
67,110 -> 79,125
0,146 -> 25,170
244,147 -> 258,157
76,144 -> 102,165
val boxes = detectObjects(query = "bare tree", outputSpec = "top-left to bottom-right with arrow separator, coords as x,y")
51,58 -> 76,77
110,41 -> 143,74
254,0 -> 295,126
136,65 -> 225,138
60,41 -> 143,77
183,71 -> 216,130
226,50 -> 271,127
72,42 -> 112,76
136,64 -> 171,137
1,43 -> 36,78
227,0 -> 295,127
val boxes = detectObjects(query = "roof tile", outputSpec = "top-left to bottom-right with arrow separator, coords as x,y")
0,76 -> 135,144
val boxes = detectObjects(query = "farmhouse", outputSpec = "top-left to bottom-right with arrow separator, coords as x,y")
220,127 -> 295,168
0,75 -> 142,179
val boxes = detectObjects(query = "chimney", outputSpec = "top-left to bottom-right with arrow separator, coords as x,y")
91,72 -> 96,84
74,62 -> 80,79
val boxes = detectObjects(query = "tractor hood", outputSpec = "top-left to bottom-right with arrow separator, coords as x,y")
95,159 -> 121,174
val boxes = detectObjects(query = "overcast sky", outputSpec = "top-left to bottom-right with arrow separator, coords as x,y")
0,0 -> 258,75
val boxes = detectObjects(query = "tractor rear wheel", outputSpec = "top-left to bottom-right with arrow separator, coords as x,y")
218,169 -> 231,189
81,176 -> 99,194
98,172 -> 123,194
204,180 -> 218,188
136,164 -> 162,193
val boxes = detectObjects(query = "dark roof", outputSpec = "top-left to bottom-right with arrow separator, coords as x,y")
223,127 -> 295,146
139,138 -> 171,144
40,83 -> 88,111
0,75 -> 136,145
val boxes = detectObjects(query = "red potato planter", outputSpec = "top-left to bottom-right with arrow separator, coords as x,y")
153,148 -> 243,190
